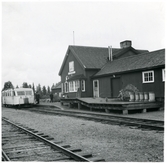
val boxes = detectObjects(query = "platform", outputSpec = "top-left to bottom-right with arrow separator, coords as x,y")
60,97 -> 164,115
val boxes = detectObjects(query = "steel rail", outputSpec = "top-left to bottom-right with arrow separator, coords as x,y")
2,150 -> 10,161
28,108 -> 164,131
2,118 -> 91,162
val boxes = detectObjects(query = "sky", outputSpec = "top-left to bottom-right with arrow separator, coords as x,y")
1,0 -> 166,89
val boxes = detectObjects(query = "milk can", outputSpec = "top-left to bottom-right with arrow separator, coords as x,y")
135,92 -> 139,101
144,92 -> 149,101
149,92 -> 155,102
129,92 -> 134,101
139,92 -> 144,101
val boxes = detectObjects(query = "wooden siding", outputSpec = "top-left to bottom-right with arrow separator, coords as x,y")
61,50 -> 84,98
96,67 -> 164,98
61,50 -> 84,83
60,50 -> 99,98
98,77 -> 111,98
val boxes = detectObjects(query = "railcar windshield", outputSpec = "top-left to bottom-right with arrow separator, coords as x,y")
17,91 -> 25,96
26,91 -> 33,95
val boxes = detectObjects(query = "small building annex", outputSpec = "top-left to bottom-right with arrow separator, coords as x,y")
58,40 -> 165,100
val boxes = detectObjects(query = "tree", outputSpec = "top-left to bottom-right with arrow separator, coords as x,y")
47,86 -> 50,94
32,83 -> 35,93
28,84 -> 32,88
23,82 -> 29,88
16,85 -> 19,88
2,81 -> 14,91
37,84 -> 42,95
42,86 -> 47,95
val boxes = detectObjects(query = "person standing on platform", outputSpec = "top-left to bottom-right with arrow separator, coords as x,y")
50,93 -> 53,103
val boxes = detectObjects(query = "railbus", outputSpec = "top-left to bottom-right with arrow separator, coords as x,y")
2,88 -> 35,107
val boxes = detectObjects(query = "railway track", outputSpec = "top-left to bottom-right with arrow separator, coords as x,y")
2,117 -> 105,162
27,106 -> 164,131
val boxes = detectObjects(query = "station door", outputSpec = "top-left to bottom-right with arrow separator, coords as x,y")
111,77 -> 121,97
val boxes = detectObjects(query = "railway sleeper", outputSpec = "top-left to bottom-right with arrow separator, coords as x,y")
2,135 -> 35,141
5,146 -> 51,154
2,133 -> 28,138
2,142 -> 45,150
10,152 -> 69,161
6,148 -> 58,159
89,157 -> 105,162
75,151 -> 92,158
3,144 -> 47,152
68,148 -> 82,152
60,144 -> 71,148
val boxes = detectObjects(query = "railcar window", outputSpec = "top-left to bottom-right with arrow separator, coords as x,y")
26,91 -> 32,95
17,91 -> 25,95
13,91 -> 15,96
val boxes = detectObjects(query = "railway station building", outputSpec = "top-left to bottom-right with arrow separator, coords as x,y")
58,40 -> 165,101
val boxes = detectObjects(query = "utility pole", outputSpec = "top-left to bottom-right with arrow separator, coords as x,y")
73,31 -> 75,45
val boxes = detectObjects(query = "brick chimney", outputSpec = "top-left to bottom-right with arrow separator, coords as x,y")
120,40 -> 132,48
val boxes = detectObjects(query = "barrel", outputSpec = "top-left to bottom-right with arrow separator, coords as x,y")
144,92 -> 149,101
129,92 -> 135,102
149,92 -> 155,102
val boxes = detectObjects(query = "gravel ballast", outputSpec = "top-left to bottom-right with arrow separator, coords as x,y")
2,108 -> 164,162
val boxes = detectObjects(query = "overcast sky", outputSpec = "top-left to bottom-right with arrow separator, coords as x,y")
1,0 -> 166,89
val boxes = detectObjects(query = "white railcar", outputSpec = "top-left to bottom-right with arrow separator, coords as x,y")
2,88 -> 35,107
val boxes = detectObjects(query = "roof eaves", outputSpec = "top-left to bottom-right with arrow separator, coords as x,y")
58,47 -> 71,75
93,65 -> 165,78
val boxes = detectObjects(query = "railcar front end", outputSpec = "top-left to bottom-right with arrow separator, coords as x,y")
2,88 -> 35,107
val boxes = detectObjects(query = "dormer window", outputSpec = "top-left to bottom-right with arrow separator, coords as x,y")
68,61 -> 75,75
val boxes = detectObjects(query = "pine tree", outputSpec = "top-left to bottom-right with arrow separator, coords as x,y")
42,86 -> 47,95
37,84 -> 42,95
47,86 -> 50,94
32,83 -> 35,93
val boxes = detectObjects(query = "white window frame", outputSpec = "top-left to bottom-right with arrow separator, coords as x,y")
68,61 -> 75,75
69,80 -> 80,92
69,81 -> 74,92
74,80 -> 80,92
64,82 -> 69,93
162,69 -> 165,82
81,80 -> 85,92
61,83 -> 64,93
142,70 -> 154,83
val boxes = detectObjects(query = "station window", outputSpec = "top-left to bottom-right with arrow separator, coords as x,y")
69,61 -> 74,72
68,61 -> 75,75
69,81 -> 74,92
81,80 -> 85,92
64,82 -> 69,93
68,80 -> 80,92
142,70 -> 154,83
162,69 -> 165,82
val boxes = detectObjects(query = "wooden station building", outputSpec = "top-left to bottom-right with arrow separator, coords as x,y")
58,40 -> 165,114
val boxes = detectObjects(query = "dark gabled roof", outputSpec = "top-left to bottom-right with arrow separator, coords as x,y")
67,74 -> 87,81
113,47 -> 148,59
59,45 -> 149,75
94,49 -> 165,77
69,45 -> 120,69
